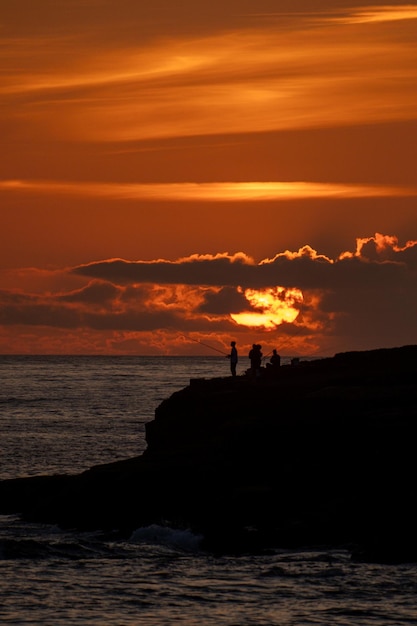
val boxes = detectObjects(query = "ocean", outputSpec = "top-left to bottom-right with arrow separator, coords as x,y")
1,355 -> 417,625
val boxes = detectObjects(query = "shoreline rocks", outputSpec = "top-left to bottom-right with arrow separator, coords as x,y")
1,345 -> 416,562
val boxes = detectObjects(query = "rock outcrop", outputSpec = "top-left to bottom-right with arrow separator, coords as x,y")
1,345 -> 416,562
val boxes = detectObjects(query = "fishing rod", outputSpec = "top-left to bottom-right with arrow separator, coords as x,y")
261,339 -> 297,361
180,334 -> 228,356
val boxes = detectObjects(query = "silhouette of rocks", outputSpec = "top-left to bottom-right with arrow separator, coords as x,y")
1,345 -> 416,562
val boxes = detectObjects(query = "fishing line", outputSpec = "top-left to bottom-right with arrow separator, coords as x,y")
180,334 -> 228,356
261,320 -> 306,361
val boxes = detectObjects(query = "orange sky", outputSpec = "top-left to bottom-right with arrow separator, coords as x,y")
1,1 -> 416,357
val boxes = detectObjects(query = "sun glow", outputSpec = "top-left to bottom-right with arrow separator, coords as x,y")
231,287 -> 303,329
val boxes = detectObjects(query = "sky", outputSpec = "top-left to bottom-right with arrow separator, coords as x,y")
1,0 -> 416,358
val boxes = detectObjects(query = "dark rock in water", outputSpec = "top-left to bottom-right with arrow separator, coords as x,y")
1,345 -> 417,562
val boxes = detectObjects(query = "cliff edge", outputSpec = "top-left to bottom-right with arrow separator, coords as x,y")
1,345 -> 416,562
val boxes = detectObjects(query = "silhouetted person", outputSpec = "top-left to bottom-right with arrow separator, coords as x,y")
248,344 -> 256,371
256,344 -> 263,373
227,341 -> 238,377
270,349 -> 281,367
249,343 -> 262,377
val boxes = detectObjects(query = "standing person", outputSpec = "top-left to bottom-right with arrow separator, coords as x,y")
227,341 -> 238,377
254,344 -> 263,377
248,343 -> 262,377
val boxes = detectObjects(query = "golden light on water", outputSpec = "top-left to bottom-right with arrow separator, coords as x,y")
231,287 -> 303,329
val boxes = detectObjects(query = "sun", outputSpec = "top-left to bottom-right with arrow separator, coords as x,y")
231,286 -> 303,329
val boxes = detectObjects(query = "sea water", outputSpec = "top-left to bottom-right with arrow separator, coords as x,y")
1,355 -> 417,625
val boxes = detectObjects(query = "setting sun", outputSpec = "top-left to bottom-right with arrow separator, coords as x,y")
231,287 -> 303,329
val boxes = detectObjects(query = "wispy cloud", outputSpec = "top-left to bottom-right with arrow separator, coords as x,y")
2,180 -> 416,201
2,8 -> 416,143
334,5 -> 417,24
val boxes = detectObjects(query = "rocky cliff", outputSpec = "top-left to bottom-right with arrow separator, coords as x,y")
1,345 -> 416,562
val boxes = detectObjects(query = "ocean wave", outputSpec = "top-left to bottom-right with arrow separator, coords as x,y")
130,524 -> 203,552
0,396 -> 52,405
0,538 -> 88,560
0,535 -> 131,561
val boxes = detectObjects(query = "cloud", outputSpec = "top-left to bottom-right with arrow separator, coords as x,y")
198,286 -> 248,315
334,5 -> 417,24
349,233 -> 417,268
72,236 -> 417,292
2,6 -> 417,145
1,233 -> 414,355
72,253 -> 254,287
0,288 -> 203,332
3,180 -> 415,201
59,280 -> 120,304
